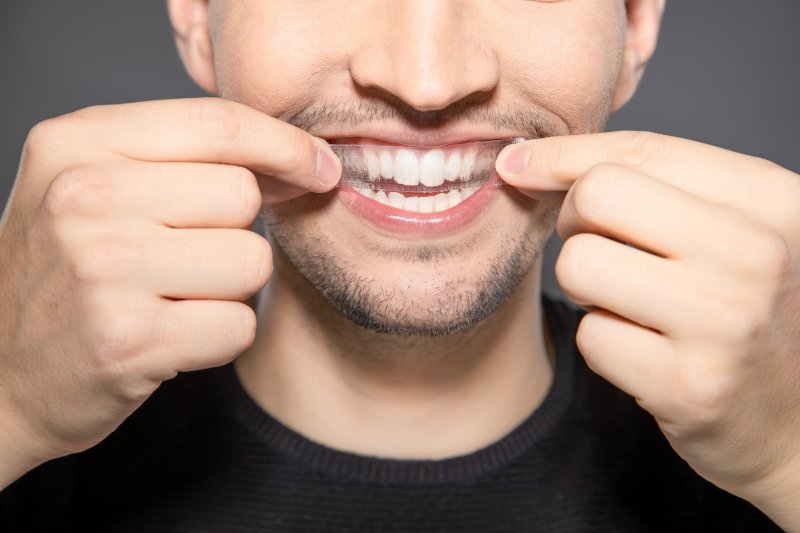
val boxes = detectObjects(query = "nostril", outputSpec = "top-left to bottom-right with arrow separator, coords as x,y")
348,18 -> 500,114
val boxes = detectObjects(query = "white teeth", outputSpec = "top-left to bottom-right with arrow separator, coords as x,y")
402,195 -> 419,212
419,150 -> 445,187
447,189 -> 464,208
366,150 -> 381,181
369,146 -> 485,186
417,196 -> 435,213
352,188 -> 479,214
459,151 -> 476,181
356,187 -> 374,199
434,193 -> 450,212
394,149 -> 420,186
351,146 -> 491,214
380,151 -> 394,180
445,152 -> 462,182
387,191 -> 404,209
374,190 -> 389,206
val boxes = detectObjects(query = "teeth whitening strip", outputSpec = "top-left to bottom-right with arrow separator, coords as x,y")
329,137 -> 526,194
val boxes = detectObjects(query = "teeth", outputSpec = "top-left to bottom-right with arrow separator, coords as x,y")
374,190 -> 389,206
355,187 -> 374,199
380,151 -> 394,180
434,193 -> 450,212
418,196 -> 435,213
365,150 -> 381,181
459,151 -> 477,181
387,191 -> 404,209
352,187 -> 480,213
445,152 -> 462,182
447,189 -> 464,208
394,149 -> 420,186
355,145 -> 491,187
419,150 -> 445,187
403,195 -> 419,212
347,144 -> 495,213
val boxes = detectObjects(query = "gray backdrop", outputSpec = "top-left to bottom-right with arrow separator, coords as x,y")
2,1 -> 799,298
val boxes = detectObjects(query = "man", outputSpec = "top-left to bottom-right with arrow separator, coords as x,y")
0,0 -> 798,530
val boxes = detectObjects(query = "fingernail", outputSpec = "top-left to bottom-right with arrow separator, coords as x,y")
316,147 -> 341,187
498,144 -> 531,176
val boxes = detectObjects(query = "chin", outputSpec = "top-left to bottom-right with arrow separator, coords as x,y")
265,192 -> 557,337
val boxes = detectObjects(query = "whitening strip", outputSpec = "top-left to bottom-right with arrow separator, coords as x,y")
329,137 -> 526,194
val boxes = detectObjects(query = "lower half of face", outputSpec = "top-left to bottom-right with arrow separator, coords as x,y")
212,0 -> 624,336
263,185 -> 558,336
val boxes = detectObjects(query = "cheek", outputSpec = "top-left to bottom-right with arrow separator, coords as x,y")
210,4 -> 342,115
499,9 -> 625,131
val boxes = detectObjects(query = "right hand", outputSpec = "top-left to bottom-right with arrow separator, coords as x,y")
0,98 -> 341,487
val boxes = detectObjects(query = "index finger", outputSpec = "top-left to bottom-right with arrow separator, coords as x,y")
495,131 -> 768,209
66,98 -> 342,194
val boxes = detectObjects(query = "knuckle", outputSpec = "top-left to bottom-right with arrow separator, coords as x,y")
674,359 -> 733,427
276,128 -> 314,175
555,234 -> 593,292
233,167 -> 262,221
229,304 -> 258,355
771,174 -> 800,232
613,131 -> 664,168
239,306 -> 258,350
28,110 -> 94,153
193,98 -> 243,148
728,221 -> 793,290
544,136 -> 568,178
715,300 -> 768,347
72,240 -> 137,283
751,227 -> 792,279
240,233 -> 273,295
92,310 -> 150,370
24,119 -> 61,157
43,167 -> 107,217
575,313 -> 603,366
570,165 -> 617,227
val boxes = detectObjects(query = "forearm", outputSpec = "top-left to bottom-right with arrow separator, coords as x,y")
746,460 -> 800,533
757,499 -> 799,533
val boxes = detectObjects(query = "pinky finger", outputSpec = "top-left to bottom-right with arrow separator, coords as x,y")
576,309 -> 675,409
151,299 -> 257,373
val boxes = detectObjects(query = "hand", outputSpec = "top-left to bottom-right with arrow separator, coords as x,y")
0,98 -> 341,488
497,131 -> 800,529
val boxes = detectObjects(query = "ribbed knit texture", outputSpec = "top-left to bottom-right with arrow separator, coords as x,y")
1,297 -> 780,532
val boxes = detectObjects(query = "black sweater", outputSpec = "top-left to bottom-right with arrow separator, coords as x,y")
1,297 -> 781,532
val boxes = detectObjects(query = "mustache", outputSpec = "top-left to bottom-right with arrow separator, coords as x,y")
281,94 -> 565,140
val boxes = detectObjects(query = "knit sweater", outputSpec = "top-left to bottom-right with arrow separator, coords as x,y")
1,297 -> 780,532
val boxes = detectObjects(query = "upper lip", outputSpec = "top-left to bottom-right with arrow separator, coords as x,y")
318,123 -> 531,148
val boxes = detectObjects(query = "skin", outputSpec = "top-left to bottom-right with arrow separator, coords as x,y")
201,0 -> 631,460
0,0 -> 797,530
497,133 -> 800,527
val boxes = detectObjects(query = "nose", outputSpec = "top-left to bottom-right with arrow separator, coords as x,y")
349,1 -> 500,112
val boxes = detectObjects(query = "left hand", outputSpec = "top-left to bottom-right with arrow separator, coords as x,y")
496,131 -> 800,529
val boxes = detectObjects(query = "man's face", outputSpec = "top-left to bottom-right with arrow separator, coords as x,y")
207,0 -> 627,336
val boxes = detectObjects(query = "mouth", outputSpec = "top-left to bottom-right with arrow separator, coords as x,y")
329,138 -> 525,237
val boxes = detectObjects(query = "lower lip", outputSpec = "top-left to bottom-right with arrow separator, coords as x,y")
338,181 -> 501,238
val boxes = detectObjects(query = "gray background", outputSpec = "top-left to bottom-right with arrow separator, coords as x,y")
1,1 -> 799,297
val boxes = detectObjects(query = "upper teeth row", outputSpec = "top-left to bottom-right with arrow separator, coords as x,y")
359,148 -> 486,188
